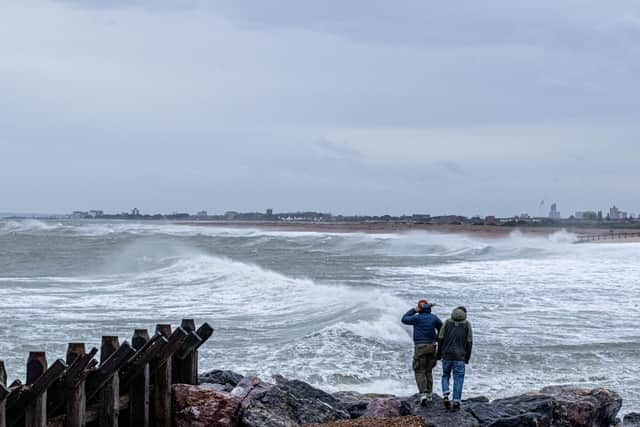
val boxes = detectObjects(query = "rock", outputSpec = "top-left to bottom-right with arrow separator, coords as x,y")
402,394 -> 480,427
624,413 -> 640,426
306,416 -> 427,426
467,393 -> 555,426
365,398 -> 402,418
274,375 -> 342,407
332,391 -> 396,419
364,397 -> 413,418
199,369 -> 245,392
540,386 -> 622,427
178,373 -> 623,427
173,383 -> 242,427
466,386 -> 622,427
233,375 -> 351,427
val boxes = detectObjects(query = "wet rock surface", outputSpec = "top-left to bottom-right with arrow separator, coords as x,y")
231,376 -> 350,427
199,369 -> 245,392
306,416 -> 427,427
188,374 -> 623,427
173,383 -> 242,427
624,412 -> 640,426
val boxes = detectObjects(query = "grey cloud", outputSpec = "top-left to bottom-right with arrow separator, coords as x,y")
313,138 -> 362,161
0,1 -> 638,215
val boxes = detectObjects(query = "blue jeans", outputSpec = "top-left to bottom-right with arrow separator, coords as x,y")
441,360 -> 465,402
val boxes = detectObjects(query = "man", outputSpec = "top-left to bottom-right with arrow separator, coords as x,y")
437,306 -> 473,411
401,299 -> 443,405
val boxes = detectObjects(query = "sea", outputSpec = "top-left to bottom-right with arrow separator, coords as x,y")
0,219 -> 638,413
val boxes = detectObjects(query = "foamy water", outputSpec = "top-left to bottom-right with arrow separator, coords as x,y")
0,219 -> 638,413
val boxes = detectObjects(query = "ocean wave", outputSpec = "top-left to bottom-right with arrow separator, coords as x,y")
0,219 -> 64,234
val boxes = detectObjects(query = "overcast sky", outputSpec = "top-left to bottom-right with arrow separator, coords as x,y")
1,0 -> 639,216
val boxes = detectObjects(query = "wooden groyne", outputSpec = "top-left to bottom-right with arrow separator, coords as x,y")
0,319 -> 213,427
575,231 -> 640,243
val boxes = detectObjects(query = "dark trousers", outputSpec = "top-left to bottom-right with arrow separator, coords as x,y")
413,343 -> 437,394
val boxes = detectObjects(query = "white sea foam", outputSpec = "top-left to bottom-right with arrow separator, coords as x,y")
0,219 -> 63,233
1,220 -> 639,413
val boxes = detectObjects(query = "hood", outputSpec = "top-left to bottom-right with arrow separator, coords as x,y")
451,307 -> 467,321
420,305 -> 432,314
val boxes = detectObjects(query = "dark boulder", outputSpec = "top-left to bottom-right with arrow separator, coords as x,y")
540,386 -> 622,427
624,412 -> 640,426
363,397 -> 410,418
332,391 -> 397,419
231,376 -> 350,427
173,383 -> 242,427
466,386 -> 622,427
199,369 -> 245,392
467,393 -> 555,426
403,394 -> 480,427
273,374 -> 342,407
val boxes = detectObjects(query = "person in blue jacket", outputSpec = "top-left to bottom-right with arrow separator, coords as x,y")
401,299 -> 443,404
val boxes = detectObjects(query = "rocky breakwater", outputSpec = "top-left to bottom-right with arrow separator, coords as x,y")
172,369 -> 624,427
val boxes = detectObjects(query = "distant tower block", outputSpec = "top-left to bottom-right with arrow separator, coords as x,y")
549,203 -> 561,219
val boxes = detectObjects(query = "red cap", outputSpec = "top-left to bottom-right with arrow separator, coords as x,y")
418,299 -> 429,306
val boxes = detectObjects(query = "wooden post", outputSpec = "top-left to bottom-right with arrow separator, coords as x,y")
25,352 -> 47,427
129,329 -> 150,427
65,343 -> 87,427
0,360 -> 8,427
99,336 -> 120,427
151,325 -> 172,427
176,319 -> 198,385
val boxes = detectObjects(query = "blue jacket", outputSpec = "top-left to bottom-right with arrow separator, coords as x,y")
401,306 -> 443,345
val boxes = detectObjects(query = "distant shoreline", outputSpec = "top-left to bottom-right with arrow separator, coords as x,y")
176,220 -> 640,241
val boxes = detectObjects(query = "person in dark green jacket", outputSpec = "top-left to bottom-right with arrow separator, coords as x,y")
437,306 -> 473,411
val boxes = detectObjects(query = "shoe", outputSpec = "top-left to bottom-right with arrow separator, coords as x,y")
443,394 -> 451,409
452,401 -> 461,412
419,393 -> 428,406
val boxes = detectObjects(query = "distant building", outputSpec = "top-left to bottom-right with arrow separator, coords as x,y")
519,213 -> 530,219
549,203 -> 561,219
575,211 -> 597,220
196,210 -> 208,218
266,209 -> 273,217
411,214 -> 431,223
432,215 -> 465,225
88,210 -> 104,218
609,206 -> 628,220
71,211 -> 88,219
131,208 -> 140,216
484,216 -> 497,225
224,211 -> 239,220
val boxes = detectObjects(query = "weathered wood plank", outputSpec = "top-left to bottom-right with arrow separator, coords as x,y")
118,334 -> 168,389
151,325 -> 172,427
156,327 -> 187,364
194,323 -> 214,351
64,344 -> 87,427
25,352 -> 48,427
98,336 -> 120,427
0,360 -> 7,427
8,358 -> 66,427
129,329 -> 150,427
48,347 -> 98,419
86,342 -> 135,402
173,319 -> 202,385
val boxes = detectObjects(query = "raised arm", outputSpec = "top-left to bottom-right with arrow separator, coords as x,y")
401,308 -> 418,325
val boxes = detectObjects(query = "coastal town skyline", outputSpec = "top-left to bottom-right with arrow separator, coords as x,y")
3,202 -> 639,224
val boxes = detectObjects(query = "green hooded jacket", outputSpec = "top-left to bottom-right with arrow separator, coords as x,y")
437,307 -> 473,363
